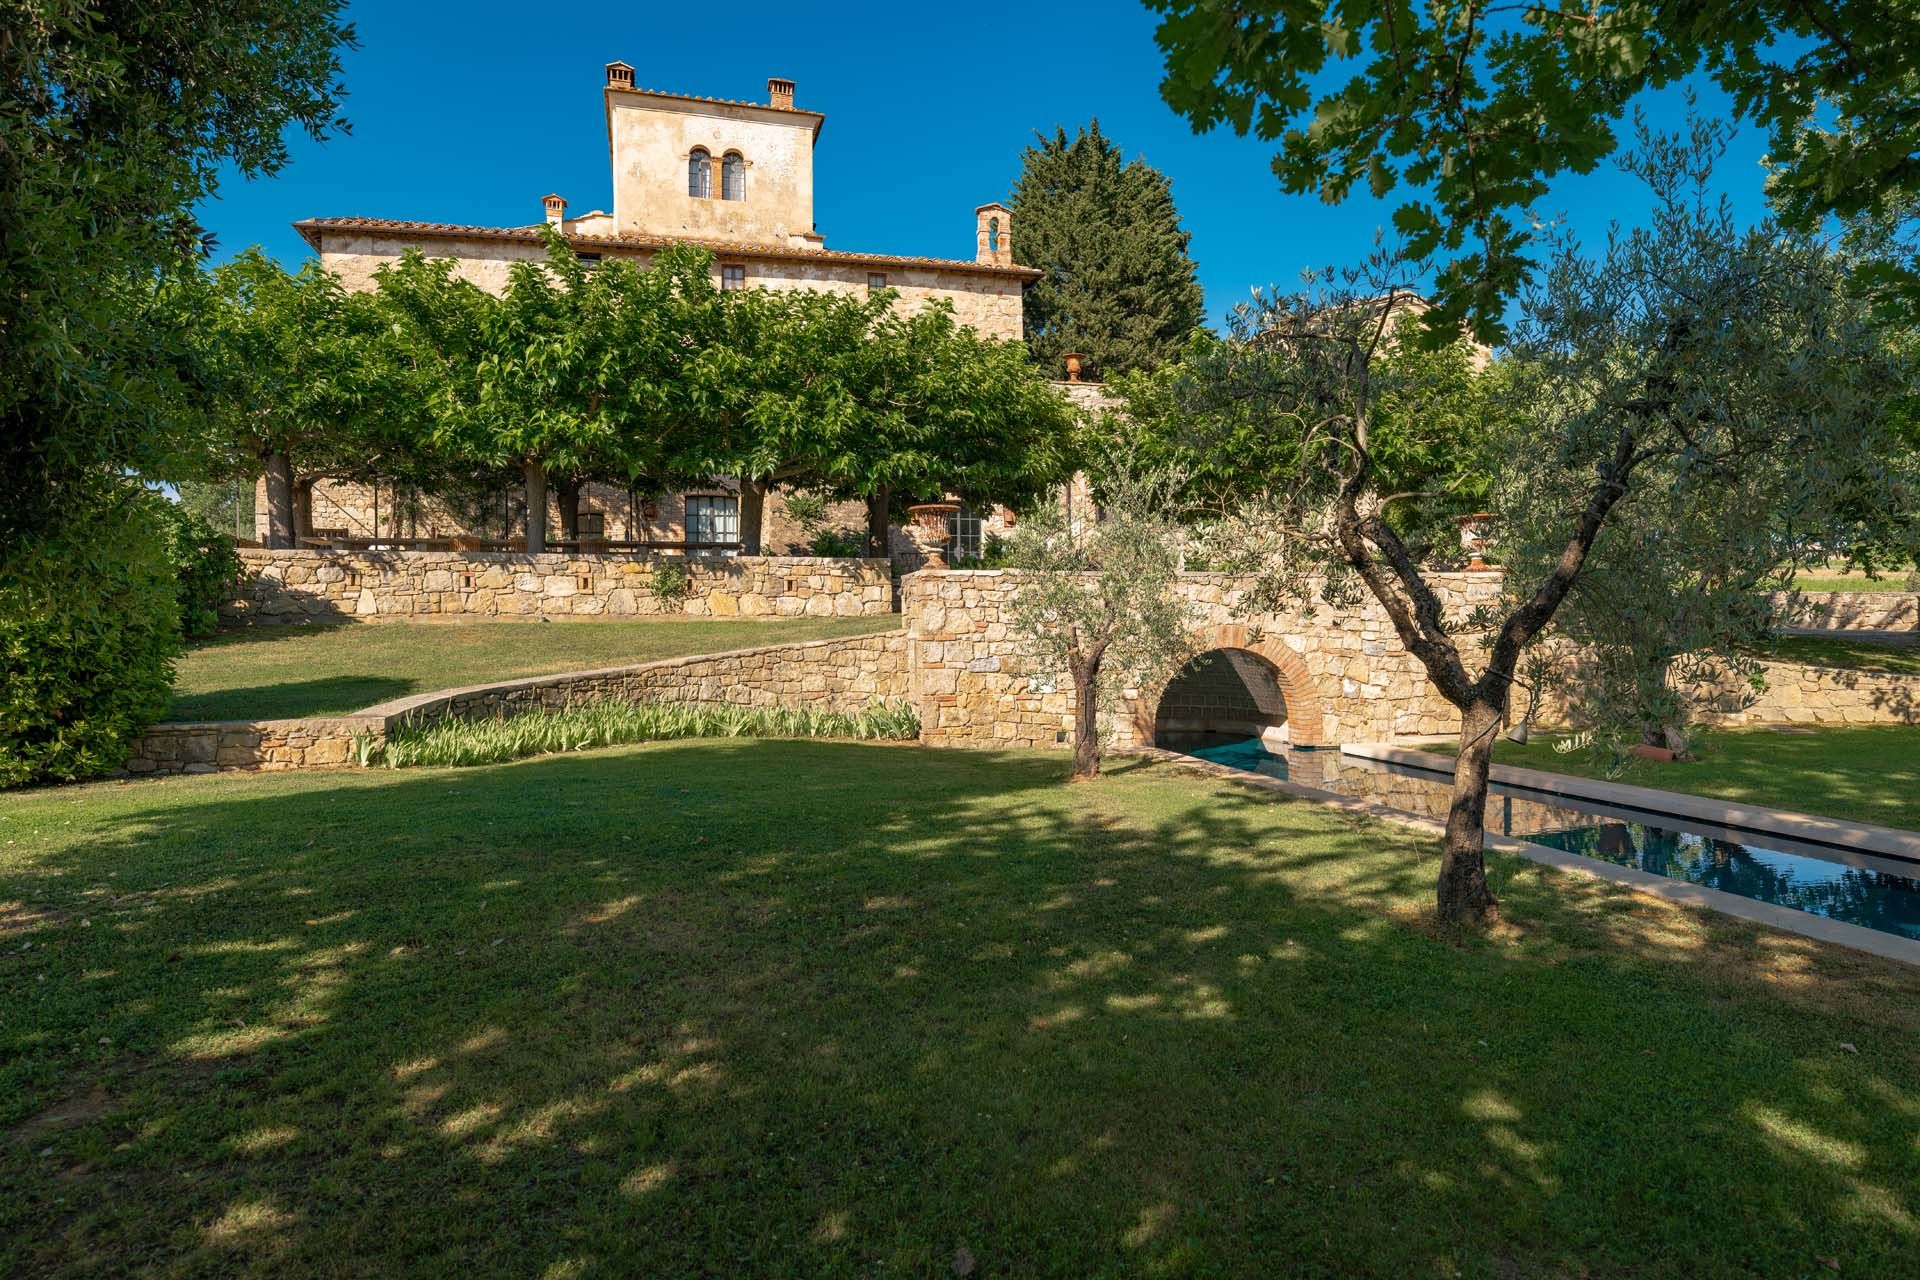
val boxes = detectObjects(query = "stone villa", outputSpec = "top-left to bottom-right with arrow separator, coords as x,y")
273,63 -> 1057,559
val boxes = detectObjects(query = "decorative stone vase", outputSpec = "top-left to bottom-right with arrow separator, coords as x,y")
1457,512 -> 1497,570
905,502 -> 960,570
1062,352 -> 1087,383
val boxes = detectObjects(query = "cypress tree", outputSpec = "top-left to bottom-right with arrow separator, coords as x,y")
1010,120 -> 1204,380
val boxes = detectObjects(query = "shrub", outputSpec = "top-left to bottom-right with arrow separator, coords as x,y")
1,487 -> 182,786
809,528 -> 865,558
373,698 -> 920,769
155,501 -> 245,638
651,560 -> 693,604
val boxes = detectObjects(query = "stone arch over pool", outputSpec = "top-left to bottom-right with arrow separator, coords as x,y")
1132,624 -> 1327,749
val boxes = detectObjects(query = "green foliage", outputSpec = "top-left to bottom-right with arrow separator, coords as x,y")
1007,459 -> 1198,777
1011,121 -> 1205,378
808,529 -> 866,558
1147,0 -> 1920,342
2,2 -> 353,543
650,561 -> 694,604
1,487 -> 181,786
173,478 -> 254,541
374,699 -> 920,768
154,502 -> 245,640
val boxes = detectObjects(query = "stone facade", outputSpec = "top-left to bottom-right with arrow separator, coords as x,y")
122,632 -> 908,777
1773,591 -> 1918,634
901,569 -> 1507,751
224,549 -> 893,624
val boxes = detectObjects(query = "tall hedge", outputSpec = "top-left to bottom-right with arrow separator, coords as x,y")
1,487 -> 182,786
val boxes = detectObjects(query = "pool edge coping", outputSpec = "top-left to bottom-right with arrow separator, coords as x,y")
1341,743 -> 1920,862
1133,746 -> 1920,969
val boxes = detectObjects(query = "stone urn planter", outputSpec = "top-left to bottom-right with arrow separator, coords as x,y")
1457,512 -> 1496,570
905,502 -> 960,569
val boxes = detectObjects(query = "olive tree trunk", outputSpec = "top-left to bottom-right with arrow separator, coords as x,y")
1066,646 -> 1105,781
522,461 -> 548,553
262,451 -> 295,549
1439,698 -> 1507,924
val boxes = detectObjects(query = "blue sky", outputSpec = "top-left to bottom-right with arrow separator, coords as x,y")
202,0 -> 1779,328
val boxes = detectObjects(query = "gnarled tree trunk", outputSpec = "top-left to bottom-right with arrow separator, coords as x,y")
522,461 -> 548,553
1066,646 -> 1104,781
262,451 -> 295,549
738,479 -> 767,555
1439,697 -> 1506,924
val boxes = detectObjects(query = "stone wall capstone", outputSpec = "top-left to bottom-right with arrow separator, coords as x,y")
224,549 -> 893,624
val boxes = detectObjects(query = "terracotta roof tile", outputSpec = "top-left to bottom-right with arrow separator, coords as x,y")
613,84 -> 823,118
292,216 -> 1040,279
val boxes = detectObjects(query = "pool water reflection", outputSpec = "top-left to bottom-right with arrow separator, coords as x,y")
1167,733 -> 1920,941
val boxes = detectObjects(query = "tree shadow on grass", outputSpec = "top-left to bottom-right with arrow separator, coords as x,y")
2,741 -> 1917,1277
165,675 -> 416,722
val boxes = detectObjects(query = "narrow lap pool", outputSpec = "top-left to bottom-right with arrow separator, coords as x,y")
1166,732 -> 1920,942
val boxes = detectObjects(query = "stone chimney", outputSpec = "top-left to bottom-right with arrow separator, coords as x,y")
767,77 -> 795,110
605,61 -> 635,90
975,203 -> 1012,267
542,193 -> 567,226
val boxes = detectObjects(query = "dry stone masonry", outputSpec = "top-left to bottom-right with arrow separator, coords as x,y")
1771,591 -> 1918,634
225,549 -> 893,624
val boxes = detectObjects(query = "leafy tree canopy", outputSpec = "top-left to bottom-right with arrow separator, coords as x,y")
1147,0 -> 1920,343
1012,120 -> 1206,379
1,0 -> 353,540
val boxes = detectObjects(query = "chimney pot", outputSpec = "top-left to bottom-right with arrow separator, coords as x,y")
768,77 -> 795,110
605,61 -> 635,90
542,193 -> 567,226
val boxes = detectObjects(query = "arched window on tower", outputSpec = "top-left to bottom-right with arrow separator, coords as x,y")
987,217 -> 1001,253
688,149 -> 712,198
722,152 -> 745,201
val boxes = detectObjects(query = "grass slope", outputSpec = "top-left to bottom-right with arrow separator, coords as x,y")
1766,634 -> 1920,677
167,617 -> 900,721
3,743 -> 1916,1277
1467,725 -> 1920,832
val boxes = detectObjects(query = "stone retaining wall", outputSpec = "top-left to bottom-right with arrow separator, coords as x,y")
902,569 -> 1504,751
224,549 -> 893,624
121,631 -> 908,777
1702,660 -> 1920,727
1772,591 -> 1917,633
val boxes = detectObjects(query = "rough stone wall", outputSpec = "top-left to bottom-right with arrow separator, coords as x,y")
1772,592 -> 1918,633
122,631 -> 908,777
1702,661 -> 1920,727
901,569 -> 1505,751
376,631 -> 908,727
122,717 -> 380,777
224,550 -> 892,624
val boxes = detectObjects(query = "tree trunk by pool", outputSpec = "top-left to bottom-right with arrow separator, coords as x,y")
1439,699 -> 1504,924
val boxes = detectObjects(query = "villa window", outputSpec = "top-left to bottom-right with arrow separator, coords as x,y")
721,263 -> 746,291
688,148 -> 712,198
686,494 -> 740,547
721,152 -> 745,201
867,272 -> 887,292
948,504 -> 984,562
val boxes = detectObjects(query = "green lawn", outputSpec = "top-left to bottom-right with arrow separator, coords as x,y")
3,742 -> 1916,1277
1766,634 -> 1920,677
1792,571 -> 1915,593
1478,725 -> 1920,830
168,617 -> 901,721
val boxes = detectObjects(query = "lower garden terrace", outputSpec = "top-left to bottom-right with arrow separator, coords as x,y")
7,563 -> 1920,1275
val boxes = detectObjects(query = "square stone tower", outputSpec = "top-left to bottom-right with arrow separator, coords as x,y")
603,62 -> 826,248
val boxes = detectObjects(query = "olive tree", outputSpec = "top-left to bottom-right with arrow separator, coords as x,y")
1006,460 -> 1198,781
1195,123 -> 1906,923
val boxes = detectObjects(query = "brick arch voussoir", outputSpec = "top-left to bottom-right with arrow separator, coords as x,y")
1133,624 -> 1329,748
